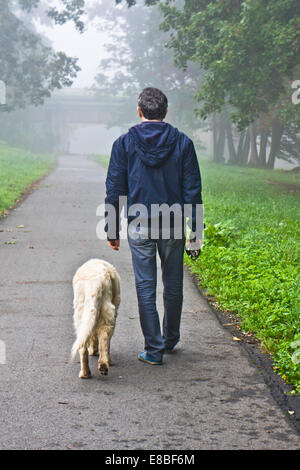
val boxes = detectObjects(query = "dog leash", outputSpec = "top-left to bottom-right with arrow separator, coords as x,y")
185,247 -> 201,261
185,237 -> 201,261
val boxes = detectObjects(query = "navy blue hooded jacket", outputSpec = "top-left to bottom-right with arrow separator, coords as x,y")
105,121 -> 202,240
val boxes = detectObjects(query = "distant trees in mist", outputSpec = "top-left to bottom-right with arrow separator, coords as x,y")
1,0 -> 300,167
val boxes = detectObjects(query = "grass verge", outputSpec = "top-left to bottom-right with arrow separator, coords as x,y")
186,157 -> 300,394
0,141 -> 55,218
91,153 -> 300,393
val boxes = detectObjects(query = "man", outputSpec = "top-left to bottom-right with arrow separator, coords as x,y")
105,87 -> 203,365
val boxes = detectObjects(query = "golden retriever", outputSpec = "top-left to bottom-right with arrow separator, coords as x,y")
71,259 -> 120,378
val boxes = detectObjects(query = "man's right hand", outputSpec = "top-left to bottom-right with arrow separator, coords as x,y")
187,238 -> 202,250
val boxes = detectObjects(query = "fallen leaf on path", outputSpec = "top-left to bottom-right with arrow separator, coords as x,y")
288,410 -> 295,415
16,225 -> 24,228
232,336 -> 241,341
58,400 -> 69,405
28,246 -> 35,249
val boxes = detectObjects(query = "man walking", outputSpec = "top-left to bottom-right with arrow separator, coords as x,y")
105,87 -> 203,365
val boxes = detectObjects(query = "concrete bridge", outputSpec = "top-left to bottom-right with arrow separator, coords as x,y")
0,90 -> 128,153
27,90 -> 127,153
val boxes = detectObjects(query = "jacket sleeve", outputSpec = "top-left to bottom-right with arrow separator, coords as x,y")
182,140 -> 203,237
105,137 -> 128,240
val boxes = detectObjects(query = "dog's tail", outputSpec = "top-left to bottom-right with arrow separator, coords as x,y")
110,268 -> 121,311
71,280 -> 100,360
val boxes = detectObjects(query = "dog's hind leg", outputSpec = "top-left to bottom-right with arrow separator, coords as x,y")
108,328 -> 115,366
98,325 -> 114,375
88,334 -> 98,356
79,347 -> 91,379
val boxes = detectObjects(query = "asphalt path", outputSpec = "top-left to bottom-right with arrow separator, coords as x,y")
0,154 -> 299,450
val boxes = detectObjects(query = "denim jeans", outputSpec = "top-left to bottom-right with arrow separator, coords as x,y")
128,233 -> 186,362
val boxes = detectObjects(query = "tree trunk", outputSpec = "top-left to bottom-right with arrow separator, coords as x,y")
212,112 -> 226,163
226,118 -> 237,164
248,121 -> 259,167
241,127 -> 250,166
267,118 -> 284,169
235,130 -> 246,165
217,118 -> 226,163
212,113 -> 218,162
258,128 -> 269,168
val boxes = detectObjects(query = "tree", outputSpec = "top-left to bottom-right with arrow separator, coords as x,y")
120,0 -> 300,167
0,0 -> 81,110
0,0 -> 90,111
16,0 -> 85,32
89,0 -> 206,140
122,0 -> 300,128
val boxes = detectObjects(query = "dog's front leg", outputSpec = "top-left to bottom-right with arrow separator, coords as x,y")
79,347 -> 91,379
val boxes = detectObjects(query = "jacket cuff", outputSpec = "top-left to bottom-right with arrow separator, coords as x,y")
107,236 -> 120,242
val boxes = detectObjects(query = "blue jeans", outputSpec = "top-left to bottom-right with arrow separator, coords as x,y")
128,234 -> 185,362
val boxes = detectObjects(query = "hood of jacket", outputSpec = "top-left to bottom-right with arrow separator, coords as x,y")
128,121 -> 179,168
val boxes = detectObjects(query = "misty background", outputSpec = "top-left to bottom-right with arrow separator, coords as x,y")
0,0 -> 299,167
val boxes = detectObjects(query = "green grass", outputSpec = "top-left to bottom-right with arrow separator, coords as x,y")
0,141 -> 55,217
91,152 -> 300,393
90,154 -> 110,168
186,158 -> 300,393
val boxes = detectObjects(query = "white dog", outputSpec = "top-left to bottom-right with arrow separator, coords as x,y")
71,259 -> 120,378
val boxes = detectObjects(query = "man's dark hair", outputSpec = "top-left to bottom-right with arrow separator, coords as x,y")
138,87 -> 168,120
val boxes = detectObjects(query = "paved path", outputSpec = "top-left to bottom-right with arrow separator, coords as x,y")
0,154 -> 299,450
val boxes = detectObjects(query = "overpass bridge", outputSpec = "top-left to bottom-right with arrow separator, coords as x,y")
27,91 -> 128,153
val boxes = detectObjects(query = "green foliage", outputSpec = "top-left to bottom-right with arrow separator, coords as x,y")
0,141 -> 55,216
185,158 -> 300,392
202,221 -> 237,248
17,0 -> 85,31
47,0 -> 85,33
89,154 -> 110,168
156,0 -> 300,129
122,0 -> 300,131
0,0 -> 81,110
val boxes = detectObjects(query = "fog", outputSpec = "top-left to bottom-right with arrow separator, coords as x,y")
0,0 -> 298,169
35,8 -> 106,89
69,124 -> 124,155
